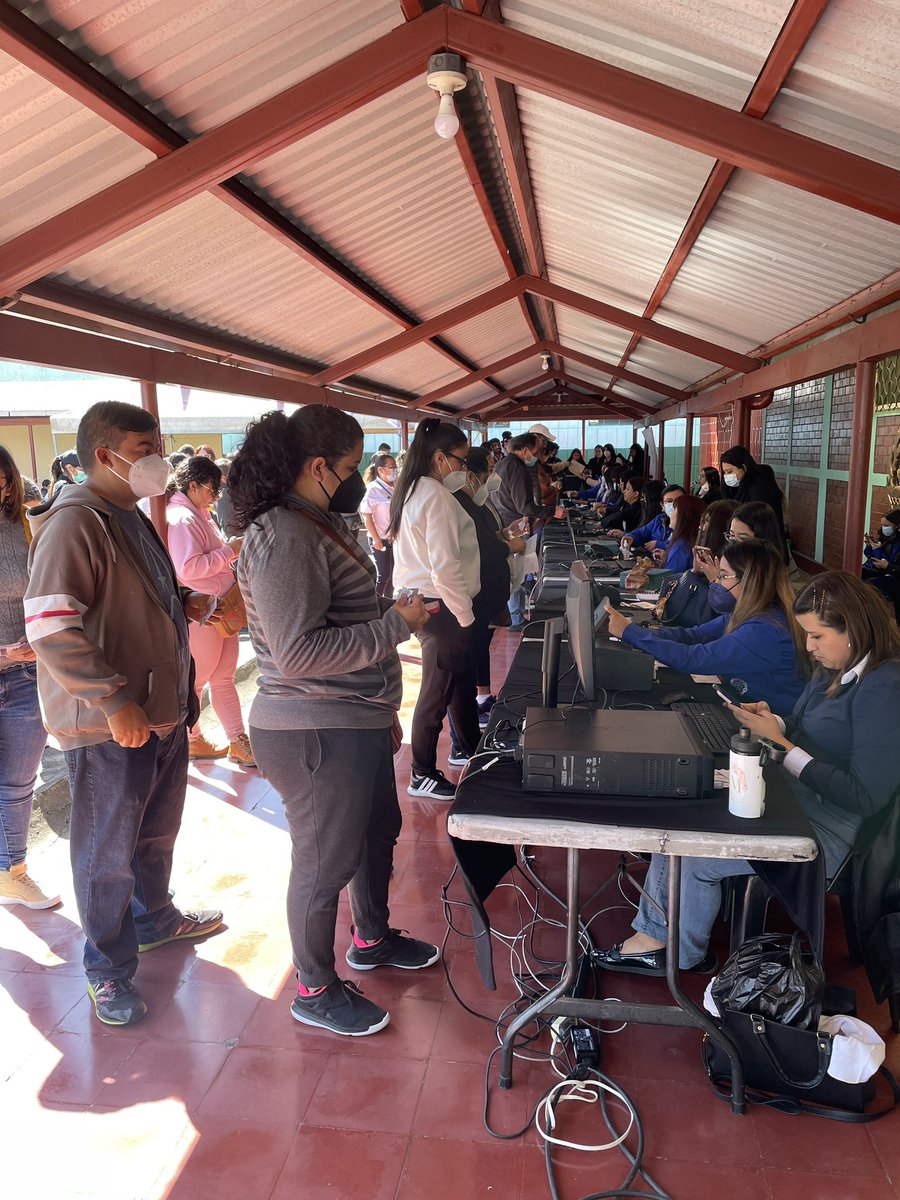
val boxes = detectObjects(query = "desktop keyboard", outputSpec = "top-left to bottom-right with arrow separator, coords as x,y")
671,701 -> 738,755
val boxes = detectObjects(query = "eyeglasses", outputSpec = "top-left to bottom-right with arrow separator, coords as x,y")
717,572 -> 738,582
447,452 -> 468,469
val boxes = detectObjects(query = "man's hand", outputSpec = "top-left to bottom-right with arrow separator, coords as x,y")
606,608 -> 631,639
392,593 -> 430,634
183,591 -> 216,623
108,701 -> 151,748
506,535 -> 527,554
4,641 -> 36,663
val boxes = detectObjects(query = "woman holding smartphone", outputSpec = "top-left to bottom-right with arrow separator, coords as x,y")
598,572 -> 900,974
606,539 -> 807,714
230,406 -> 435,1038
390,420 -> 482,800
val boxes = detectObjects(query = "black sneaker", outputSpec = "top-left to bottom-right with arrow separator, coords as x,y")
447,744 -> 470,767
87,978 -> 148,1026
346,929 -> 440,972
477,696 -> 497,727
408,768 -> 456,800
290,979 -> 389,1037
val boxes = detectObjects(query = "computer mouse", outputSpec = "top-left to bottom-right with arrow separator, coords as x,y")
660,690 -> 693,706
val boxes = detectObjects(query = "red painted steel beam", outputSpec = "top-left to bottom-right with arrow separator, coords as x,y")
0,11 -> 445,295
0,314 -> 435,422
527,278 -> 757,372
415,344 -> 546,410
842,360 -> 876,572
308,278 -> 525,386
652,304 -> 900,421
0,4 -> 495,389
682,414 -> 695,491
474,373 -> 557,418
556,370 -> 652,415
18,281 -> 417,404
448,8 -> 900,225
607,0 -> 830,389
542,340 -> 689,401
480,69 -> 561,346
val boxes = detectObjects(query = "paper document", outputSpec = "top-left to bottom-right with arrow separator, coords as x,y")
690,674 -> 720,684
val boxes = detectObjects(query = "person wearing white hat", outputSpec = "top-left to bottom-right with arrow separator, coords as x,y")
527,423 -> 554,445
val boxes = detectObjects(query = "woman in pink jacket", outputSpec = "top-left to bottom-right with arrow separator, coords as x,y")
165,457 -> 255,767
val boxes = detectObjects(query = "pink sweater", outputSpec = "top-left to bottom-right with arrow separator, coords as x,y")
166,491 -> 236,597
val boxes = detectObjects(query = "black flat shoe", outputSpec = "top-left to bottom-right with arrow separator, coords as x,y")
686,951 -> 719,975
594,942 -> 666,976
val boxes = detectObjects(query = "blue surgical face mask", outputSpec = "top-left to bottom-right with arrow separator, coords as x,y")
708,581 -> 738,613
664,501 -> 675,518
881,525 -> 896,538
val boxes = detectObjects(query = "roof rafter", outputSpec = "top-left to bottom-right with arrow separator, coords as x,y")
606,0 -> 831,389
448,7 -> 900,226
0,2 -> 492,386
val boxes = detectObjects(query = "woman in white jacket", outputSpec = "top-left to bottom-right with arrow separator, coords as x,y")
389,420 -> 481,801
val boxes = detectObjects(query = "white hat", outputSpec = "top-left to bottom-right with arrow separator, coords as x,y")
528,423 -> 554,442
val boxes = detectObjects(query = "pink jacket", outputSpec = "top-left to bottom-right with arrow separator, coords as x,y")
166,491 -> 236,597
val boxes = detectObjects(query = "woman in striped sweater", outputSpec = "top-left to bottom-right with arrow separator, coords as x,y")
230,406 -> 437,1039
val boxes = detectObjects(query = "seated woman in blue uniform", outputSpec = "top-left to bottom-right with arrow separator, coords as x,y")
862,509 -> 900,615
605,538 -> 807,714
597,571 -> 900,975
650,493 -> 705,575
607,484 -> 684,552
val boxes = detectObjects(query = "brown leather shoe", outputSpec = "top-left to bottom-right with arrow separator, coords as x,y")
188,733 -> 228,760
227,733 -> 257,768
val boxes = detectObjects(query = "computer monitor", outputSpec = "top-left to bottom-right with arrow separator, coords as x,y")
565,560 -> 597,702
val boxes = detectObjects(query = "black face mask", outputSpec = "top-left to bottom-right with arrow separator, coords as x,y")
320,464 -> 365,514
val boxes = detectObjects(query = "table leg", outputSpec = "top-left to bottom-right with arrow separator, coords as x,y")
499,846 -> 581,1089
664,854 -> 746,1115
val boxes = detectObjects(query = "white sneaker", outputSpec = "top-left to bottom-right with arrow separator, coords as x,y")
0,863 -> 61,909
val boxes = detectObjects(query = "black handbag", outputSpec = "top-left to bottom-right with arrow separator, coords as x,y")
655,570 -> 714,627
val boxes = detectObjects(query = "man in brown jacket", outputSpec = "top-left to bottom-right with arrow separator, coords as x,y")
25,401 -> 224,1026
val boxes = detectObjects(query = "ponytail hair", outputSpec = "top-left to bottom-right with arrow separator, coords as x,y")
363,451 -> 395,484
229,404 -> 362,529
388,418 -> 467,539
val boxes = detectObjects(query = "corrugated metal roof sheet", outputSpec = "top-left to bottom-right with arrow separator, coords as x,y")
516,89 -> 718,315
247,79 -> 510,323
654,170 -> 900,352
363,340 -> 467,398
19,0 -> 403,136
553,310 -> 634,365
0,51 -> 154,238
443,299 -> 535,369
624,340 -> 723,393
501,0 -> 793,109
767,0 -> 900,171
54,191 -> 401,364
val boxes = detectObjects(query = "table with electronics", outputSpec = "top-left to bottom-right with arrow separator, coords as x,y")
447,547 -> 823,1116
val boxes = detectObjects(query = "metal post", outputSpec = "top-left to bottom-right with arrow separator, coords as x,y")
27,421 -> 38,480
581,418 -> 586,456
842,359 -> 876,571
733,395 -> 751,448
140,380 -> 167,545
401,420 -> 409,451
683,413 -> 694,491
657,420 -> 665,481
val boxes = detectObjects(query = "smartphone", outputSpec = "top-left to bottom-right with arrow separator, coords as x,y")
393,586 -> 419,602
715,682 -> 744,707
694,545 -> 712,561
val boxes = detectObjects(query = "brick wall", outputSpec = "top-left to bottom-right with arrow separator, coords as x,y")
823,479 -> 848,569
763,388 -> 792,461
789,476 -> 819,558
828,368 -> 855,470
790,377 -> 825,467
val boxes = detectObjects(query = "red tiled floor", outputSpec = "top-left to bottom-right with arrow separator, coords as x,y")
4,627 -> 900,1200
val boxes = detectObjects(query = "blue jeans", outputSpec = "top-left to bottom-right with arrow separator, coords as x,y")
65,726 -> 189,982
632,853 -> 755,968
508,587 -> 526,624
0,663 -> 48,870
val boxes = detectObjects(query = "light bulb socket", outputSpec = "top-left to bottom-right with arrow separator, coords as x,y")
426,53 -> 468,96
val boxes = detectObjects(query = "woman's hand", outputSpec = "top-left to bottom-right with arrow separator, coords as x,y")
693,547 -> 719,583
183,591 -> 217,623
506,535 -> 526,554
227,536 -> 243,555
606,608 -> 631,639
873,557 -> 889,570
608,528 -> 625,541
372,537 -> 384,552
724,701 -> 791,748
651,547 -> 666,564
393,593 -> 429,633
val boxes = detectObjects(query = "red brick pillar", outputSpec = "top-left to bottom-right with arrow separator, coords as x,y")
842,361 -> 876,572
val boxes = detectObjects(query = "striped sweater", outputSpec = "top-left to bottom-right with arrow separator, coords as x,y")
238,495 -> 408,730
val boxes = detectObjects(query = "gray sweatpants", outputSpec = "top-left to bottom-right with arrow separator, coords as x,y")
250,725 -> 401,988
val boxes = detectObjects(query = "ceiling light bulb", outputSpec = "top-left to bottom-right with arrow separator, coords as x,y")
434,92 -> 459,139
540,351 -> 551,371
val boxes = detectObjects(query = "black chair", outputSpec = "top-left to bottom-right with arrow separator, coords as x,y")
727,793 -> 900,1033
